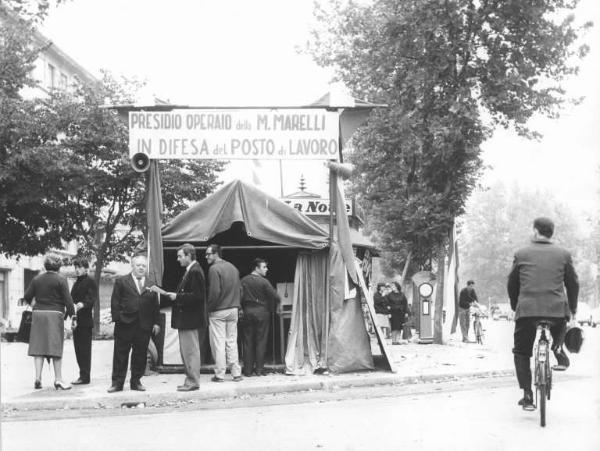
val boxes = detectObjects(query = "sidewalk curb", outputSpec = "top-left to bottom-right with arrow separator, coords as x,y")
1,369 -> 514,413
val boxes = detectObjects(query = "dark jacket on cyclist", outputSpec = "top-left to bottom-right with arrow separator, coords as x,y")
507,237 -> 579,320
508,234 -> 579,398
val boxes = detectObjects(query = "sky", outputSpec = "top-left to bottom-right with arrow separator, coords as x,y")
40,0 -> 600,216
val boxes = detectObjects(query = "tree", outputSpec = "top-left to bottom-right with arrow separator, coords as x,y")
0,8 -> 80,255
459,181 -> 595,307
309,0 -> 591,342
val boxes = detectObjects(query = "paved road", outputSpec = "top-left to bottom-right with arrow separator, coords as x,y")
2,370 -> 598,451
2,322 -> 597,451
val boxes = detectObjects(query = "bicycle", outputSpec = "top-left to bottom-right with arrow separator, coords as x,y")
471,303 -> 485,345
533,321 -> 553,427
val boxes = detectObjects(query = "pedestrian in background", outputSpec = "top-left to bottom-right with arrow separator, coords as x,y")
374,283 -> 391,339
459,280 -> 478,343
205,244 -> 243,382
388,282 -> 408,344
22,255 -> 75,390
70,257 -> 98,385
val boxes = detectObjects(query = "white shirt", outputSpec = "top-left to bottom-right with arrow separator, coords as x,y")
131,274 -> 145,294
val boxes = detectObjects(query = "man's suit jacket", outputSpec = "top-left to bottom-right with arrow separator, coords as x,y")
71,275 -> 98,328
507,238 -> 579,320
111,274 -> 160,331
171,261 -> 207,330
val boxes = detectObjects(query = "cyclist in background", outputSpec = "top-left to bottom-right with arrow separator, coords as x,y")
507,217 -> 578,411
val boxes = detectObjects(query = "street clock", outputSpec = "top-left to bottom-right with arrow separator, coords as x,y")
418,282 -> 433,298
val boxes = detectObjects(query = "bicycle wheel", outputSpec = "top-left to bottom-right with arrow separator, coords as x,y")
539,384 -> 546,427
546,361 -> 552,400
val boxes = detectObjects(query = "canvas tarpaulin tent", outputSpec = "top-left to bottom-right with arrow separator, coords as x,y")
159,179 -> 375,373
162,179 -> 329,249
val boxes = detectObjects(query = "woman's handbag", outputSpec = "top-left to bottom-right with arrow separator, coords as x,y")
16,307 -> 32,343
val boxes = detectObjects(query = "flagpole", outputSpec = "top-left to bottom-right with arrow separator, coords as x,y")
279,159 -> 284,198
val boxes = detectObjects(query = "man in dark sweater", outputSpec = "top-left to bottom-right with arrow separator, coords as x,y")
458,280 -> 478,342
240,258 -> 280,377
205,244 -> 243,382
70,258 -> 98,385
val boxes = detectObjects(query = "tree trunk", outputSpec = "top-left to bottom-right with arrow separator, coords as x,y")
433,247 -> 445,344
399,250 -> 412,286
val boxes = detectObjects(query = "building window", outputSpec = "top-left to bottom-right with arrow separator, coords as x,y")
60,73 -> 68,90
47,63 -> 56,89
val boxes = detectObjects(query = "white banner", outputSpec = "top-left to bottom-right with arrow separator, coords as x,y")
281,198 -> 353,216
129,109 -> 340,160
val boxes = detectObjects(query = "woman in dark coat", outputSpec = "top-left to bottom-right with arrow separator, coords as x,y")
388,282 -> 408,344
373,283 -> 391,338
23,255 -> 75,390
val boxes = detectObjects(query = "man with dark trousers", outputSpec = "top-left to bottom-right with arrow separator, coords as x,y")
507,217 -> 578,411
151,243 -> 206,391
458,280 -> 478,342
240,258 -> 280,377
108,254 -> 160,393
70,257 -> 98,385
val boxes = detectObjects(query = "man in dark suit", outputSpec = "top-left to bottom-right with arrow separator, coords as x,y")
507,217 -> 578,411
70,257 -> 98,385
151,243 -> 206,391
108,254 -> 161,393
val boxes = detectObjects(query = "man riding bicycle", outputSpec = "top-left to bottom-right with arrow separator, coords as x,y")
507,217 -> 578,411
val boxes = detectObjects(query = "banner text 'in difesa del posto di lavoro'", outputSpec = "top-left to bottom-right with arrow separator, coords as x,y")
128,109 -> 340,160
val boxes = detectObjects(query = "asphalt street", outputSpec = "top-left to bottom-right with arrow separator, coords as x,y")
2,371 -> 598,451
2,322 -> 598,451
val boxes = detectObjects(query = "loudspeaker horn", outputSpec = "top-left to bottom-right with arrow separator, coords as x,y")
131,153 -> 150,172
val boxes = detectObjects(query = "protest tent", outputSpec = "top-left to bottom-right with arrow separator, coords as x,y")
156,179 -> 375,374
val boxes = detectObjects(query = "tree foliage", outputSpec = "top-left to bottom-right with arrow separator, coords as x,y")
309,0 -> 592,270
459,182 -> 596,305
0,13 -> 76,255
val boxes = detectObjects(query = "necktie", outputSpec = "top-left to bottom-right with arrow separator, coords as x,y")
136,277 -> 143,294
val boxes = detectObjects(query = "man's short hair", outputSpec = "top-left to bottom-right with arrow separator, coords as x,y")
44,255 -> 62,272
72,257 -> 89,269
467,280 -> 475,286
130,254 -> 147,265
533,217 -> 554,238
207,244 -> 222,257
252,258 -> 266,270
178,243 -> 196,261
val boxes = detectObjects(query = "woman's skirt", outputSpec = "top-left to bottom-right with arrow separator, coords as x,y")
390,312 -> 405,331
28,310 -> 64,358
375,313 -> 390,329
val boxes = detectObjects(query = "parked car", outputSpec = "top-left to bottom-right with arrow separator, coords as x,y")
577,303 -> 593,326
492,303 -> 513,321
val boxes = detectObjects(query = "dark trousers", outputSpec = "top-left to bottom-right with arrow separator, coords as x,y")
459,308 -> 470,340
73,326 -> 92,381
513,317 -> 566,391
112,319 -> 151,386
242,306 -> 271,376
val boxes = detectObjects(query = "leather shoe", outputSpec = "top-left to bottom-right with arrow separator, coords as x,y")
232,376 -> 243,382
34,380 -> 42,389
72,378 -> 90,385
211,376 -> 225,383
177,385 -> 199,392
107,385 -> 123,393
130,381 -> 146,391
